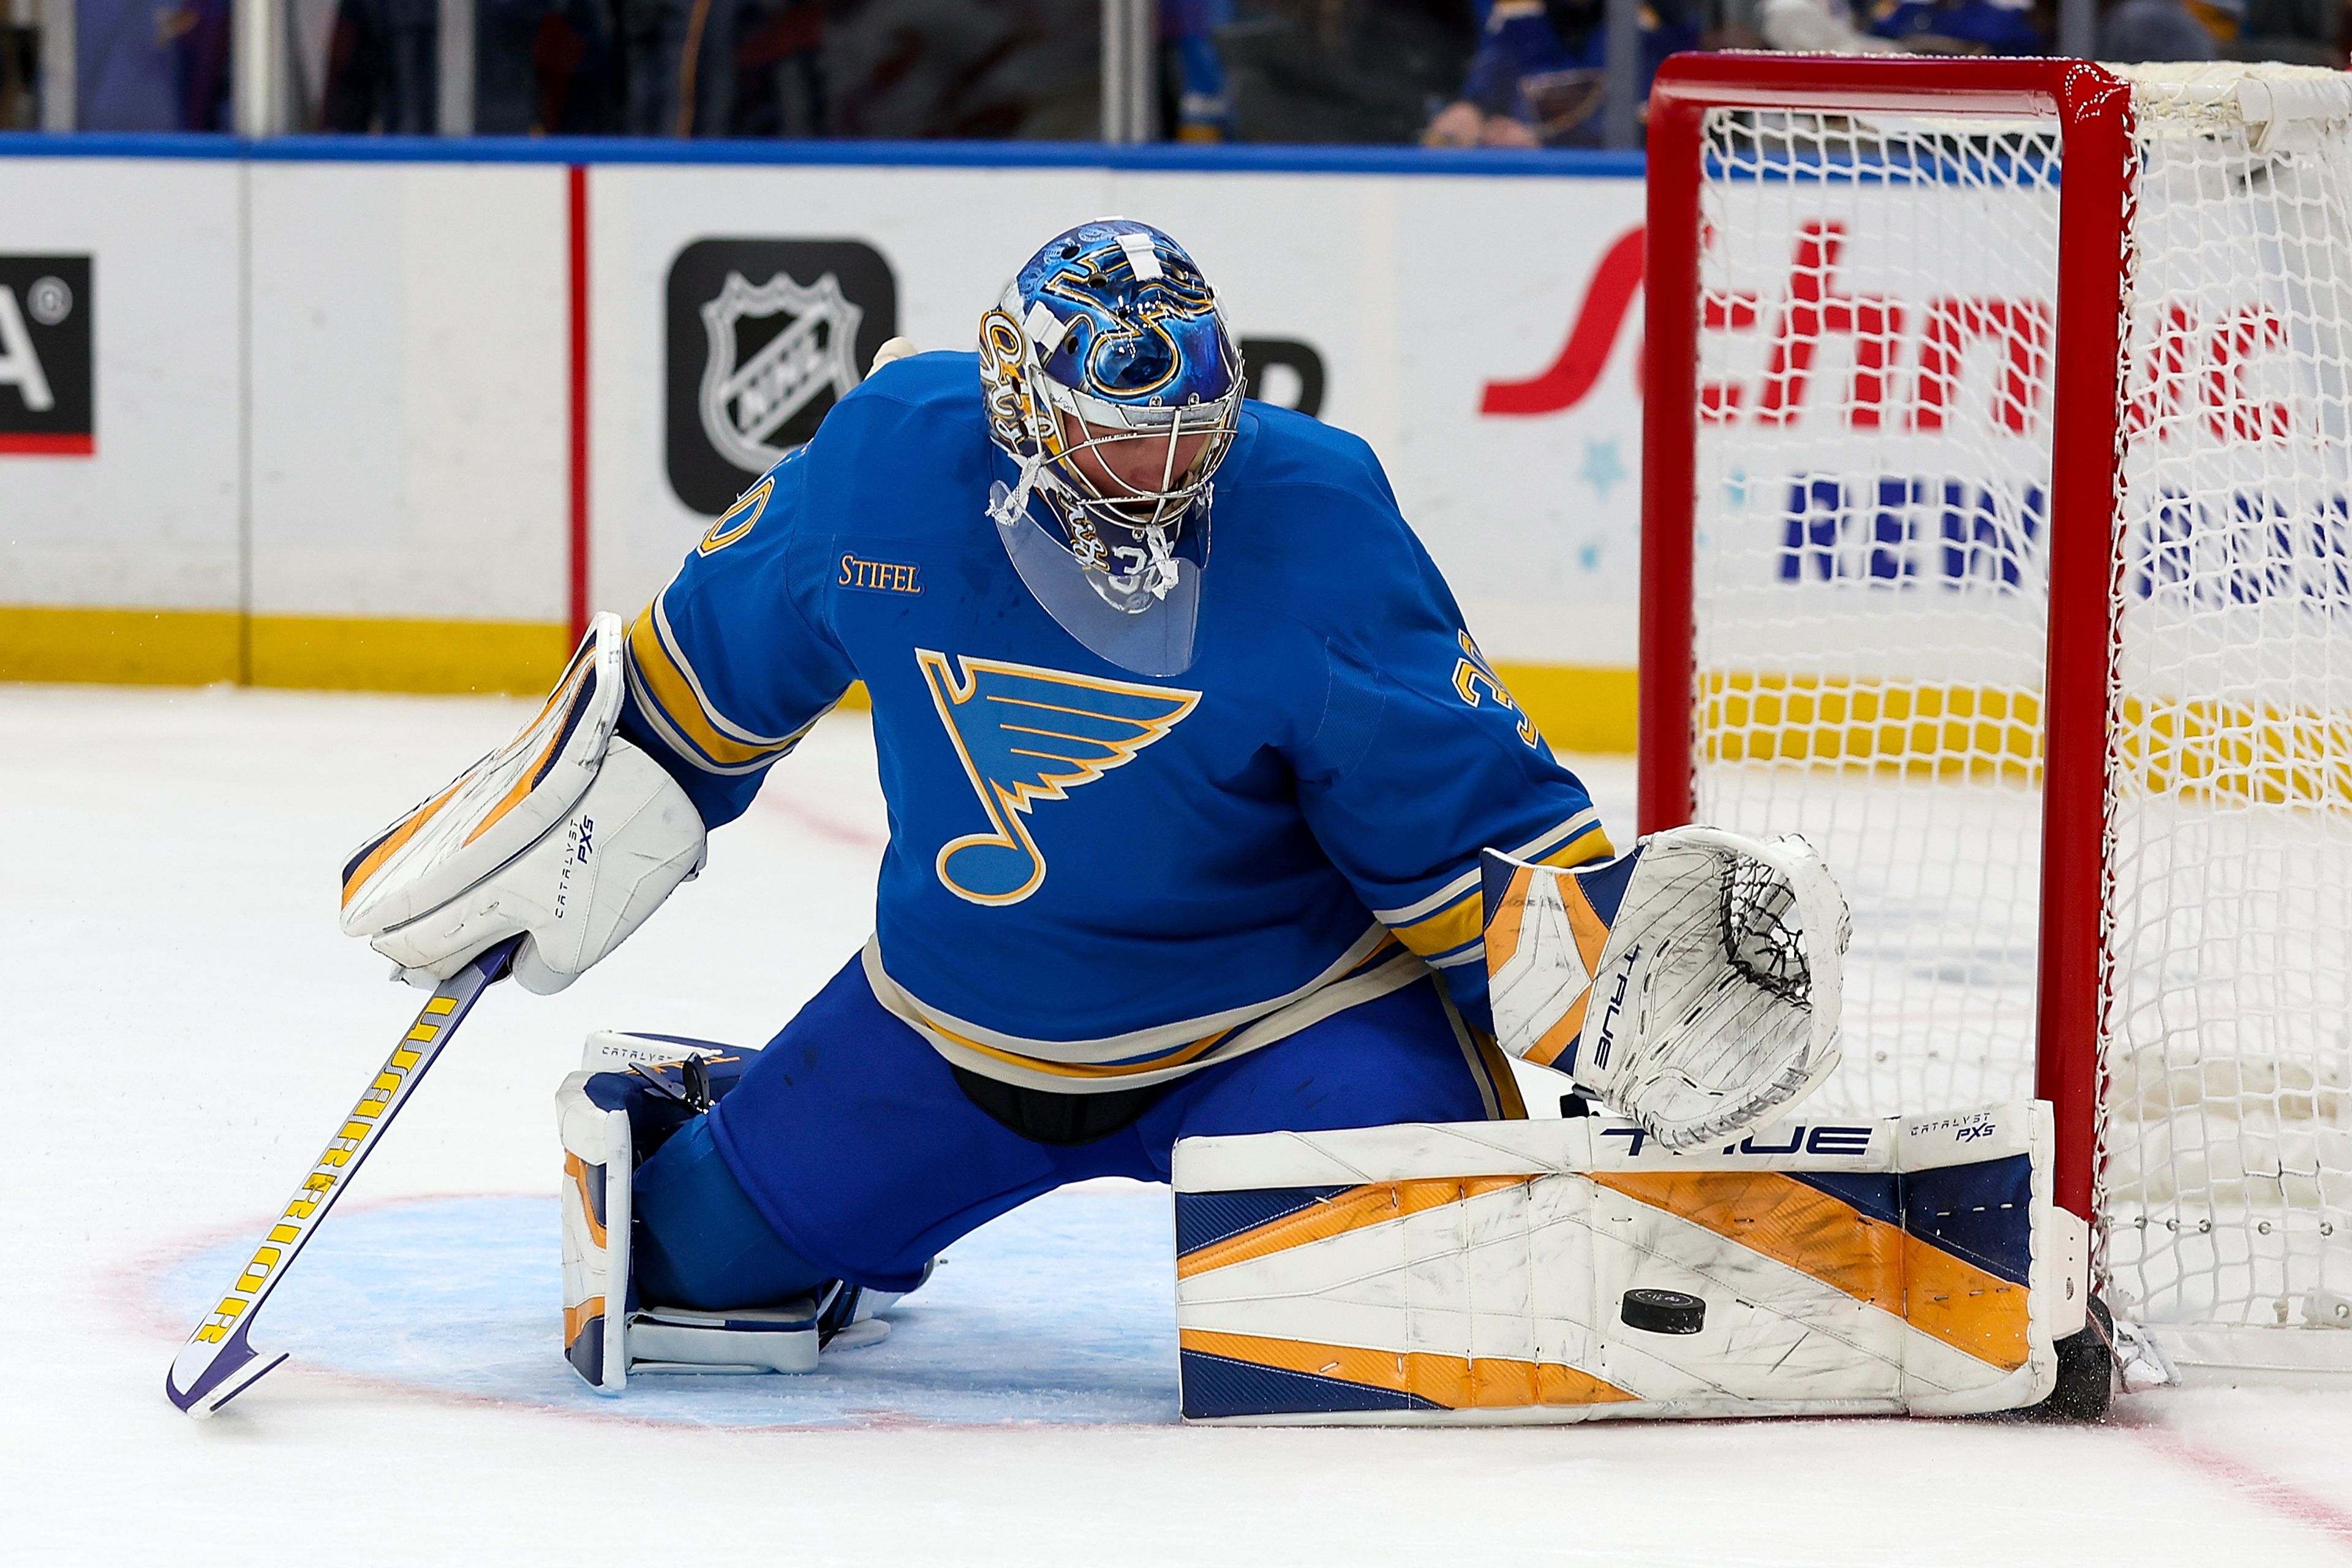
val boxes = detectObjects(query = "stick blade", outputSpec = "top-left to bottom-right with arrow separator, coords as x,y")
167,1320 -> 287,1419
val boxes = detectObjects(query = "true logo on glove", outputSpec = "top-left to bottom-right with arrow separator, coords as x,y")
1589,944 -> 1639,1070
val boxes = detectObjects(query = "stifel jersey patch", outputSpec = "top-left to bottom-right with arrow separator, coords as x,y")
916,650 -> 1199,906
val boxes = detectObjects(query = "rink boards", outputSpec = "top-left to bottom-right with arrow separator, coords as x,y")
0,140 -> 1646,746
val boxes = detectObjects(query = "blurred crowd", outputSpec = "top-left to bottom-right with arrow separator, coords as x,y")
2,0 -> 2345,140
1423,0 -> 2346,148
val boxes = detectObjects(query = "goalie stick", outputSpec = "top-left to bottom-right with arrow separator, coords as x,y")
164,937 -> 522,1418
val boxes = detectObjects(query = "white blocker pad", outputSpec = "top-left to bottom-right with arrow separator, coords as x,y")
343,612 -> 628,939
1171,1101 -> 2090,1424
342,612 -> 706,995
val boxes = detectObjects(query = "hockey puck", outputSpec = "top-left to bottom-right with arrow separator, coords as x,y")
1620,1288 -> 1706,1335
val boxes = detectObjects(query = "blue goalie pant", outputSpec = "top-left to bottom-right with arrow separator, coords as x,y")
635,952 -> 1524,1307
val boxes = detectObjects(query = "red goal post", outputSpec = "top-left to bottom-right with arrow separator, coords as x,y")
1640,56 -> 2136,1224
1637,51 -> 2352,1367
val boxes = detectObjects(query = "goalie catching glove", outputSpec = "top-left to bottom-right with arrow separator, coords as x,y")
1482,826 -> 1849,1150
338,612 -> 707,995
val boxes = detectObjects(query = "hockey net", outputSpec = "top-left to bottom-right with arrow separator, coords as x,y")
1643,58 -> 2352,1373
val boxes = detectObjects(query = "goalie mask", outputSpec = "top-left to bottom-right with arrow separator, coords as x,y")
978,219 -> 1243,677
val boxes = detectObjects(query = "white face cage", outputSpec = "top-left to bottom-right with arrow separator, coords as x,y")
1035,376 -> 1243,538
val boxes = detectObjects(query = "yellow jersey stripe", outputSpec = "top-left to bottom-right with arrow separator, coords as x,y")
625,605 -> 804,770
932,1021 -> 1235,1080
1373,809 -> 1608,927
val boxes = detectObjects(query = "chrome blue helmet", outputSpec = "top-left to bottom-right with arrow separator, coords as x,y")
979,219 -> 1243,598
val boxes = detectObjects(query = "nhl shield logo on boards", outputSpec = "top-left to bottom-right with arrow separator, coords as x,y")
698,271 -> 861,473
665,238 -> 897,515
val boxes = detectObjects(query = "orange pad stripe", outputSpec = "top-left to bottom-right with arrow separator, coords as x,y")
564,1153 -> 608,1250
564,1297 -> 605,1349
1560,870 -> 1612,979
1180,1329 -> 1638,1410
339,774 -> 466,908
1482,863 -> 1537,973
1899,1231 -> 2033,1368
1522,991 -> 1589,1068
1589,1170 -> 2028,1370
1177,1177 -> 1536,1280
462,655 -> 595,848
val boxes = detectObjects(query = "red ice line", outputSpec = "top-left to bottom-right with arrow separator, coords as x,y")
758,786 -> 889,851
2131,1422 -> 2352,1552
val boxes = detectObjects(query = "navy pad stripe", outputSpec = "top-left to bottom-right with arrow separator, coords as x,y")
1180,1350 -> 1442,1420
1479,850 -> 1517,929
565,1314 -> 606,1386
1905,1155 -> 2034,1286
1792,1162 -> 2034,1285
1570,845 -> 1642,926
1792,1171 -> 1904,1231
1175,1186 -> 1353,1256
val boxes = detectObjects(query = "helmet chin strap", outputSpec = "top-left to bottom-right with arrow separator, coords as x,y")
986,447 -> 1049,533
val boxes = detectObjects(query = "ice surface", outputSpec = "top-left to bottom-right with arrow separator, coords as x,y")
155,1189 -> 1185,1428
7,684 -> 2351,1565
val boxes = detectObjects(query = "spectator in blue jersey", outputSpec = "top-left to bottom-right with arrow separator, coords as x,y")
75,0 -> 230,130
1164,0 -> 1235,142
1422,0 -> 1698,149
1864,0 -> 2046,53
74,0 -> 178,129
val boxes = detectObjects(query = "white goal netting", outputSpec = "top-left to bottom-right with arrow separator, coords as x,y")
1686,63 -> 2352,1357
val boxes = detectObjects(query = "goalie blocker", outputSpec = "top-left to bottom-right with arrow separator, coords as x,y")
338,612 -> 707,996
1171,1100 -> 2098,1423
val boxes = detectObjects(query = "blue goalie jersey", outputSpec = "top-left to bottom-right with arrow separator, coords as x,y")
618,352 -> 1611,1093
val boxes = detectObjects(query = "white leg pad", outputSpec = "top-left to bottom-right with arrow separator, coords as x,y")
557,1047 -> 835,1391
557,1072 -> 633,1393
1172,1099 -> 2091,1423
